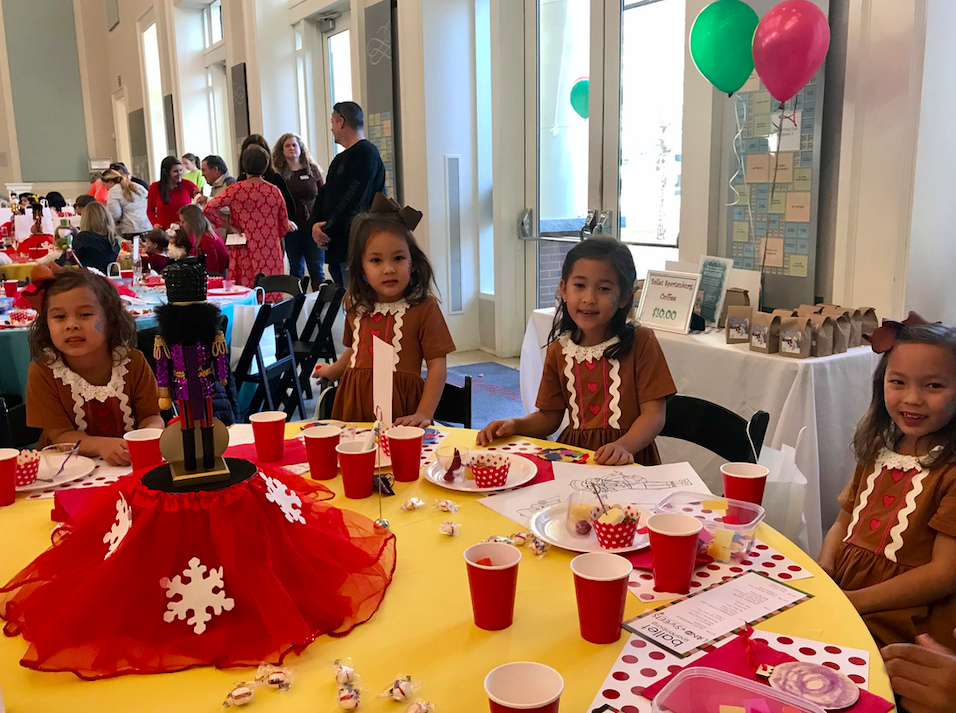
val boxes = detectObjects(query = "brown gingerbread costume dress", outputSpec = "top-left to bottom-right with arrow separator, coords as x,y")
834,448 -> 956,649
535,327 -> 676,465
331,297 -> 455,422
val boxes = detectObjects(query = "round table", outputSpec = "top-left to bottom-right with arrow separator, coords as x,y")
0,428 -> 895,712
0,261 -> 36,282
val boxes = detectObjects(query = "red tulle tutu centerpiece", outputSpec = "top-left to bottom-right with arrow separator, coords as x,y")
0,461 -> 396,679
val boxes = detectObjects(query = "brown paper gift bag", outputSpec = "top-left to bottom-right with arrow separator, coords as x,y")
857,306 -> 879,339
750,312 -> 781,354
780,317 -> 813,358
726,306 -> 753,344
718,288 -> 751,328
823,307 -> 863,347
826,313 -> 850,353
808,314 -> 835,357
772,309 -> 798,319
797,304 -> 823,317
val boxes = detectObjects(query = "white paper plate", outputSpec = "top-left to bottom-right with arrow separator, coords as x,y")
17,453 -> 96,492
208,286 -> 251,297
529,503 -> 649,554
422,451 -> 537,493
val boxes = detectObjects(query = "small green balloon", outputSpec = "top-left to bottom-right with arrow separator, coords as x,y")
690,0 -> 759,95
569,79 -> 589,119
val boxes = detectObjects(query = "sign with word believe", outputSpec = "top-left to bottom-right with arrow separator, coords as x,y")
635,270 -> 701,334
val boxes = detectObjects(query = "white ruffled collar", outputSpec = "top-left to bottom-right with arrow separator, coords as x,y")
558,333 -> 620,363
49,348 -> 131,403
369,299 -> 409,316
876,447 -> 938,473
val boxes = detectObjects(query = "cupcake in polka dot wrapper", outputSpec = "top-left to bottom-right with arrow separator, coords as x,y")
469,453 -> 510,488
14,450 -> 40,487
590,504 -> 646,550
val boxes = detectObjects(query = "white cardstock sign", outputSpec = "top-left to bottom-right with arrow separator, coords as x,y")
635,270 -> 701,334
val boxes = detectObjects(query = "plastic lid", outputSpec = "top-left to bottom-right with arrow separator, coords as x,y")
652,667 -> 827,713
655,491 -> 765,532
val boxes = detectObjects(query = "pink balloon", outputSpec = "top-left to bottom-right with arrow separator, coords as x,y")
753,0 -> 830,103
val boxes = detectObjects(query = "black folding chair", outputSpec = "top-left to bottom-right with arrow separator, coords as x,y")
0,394 -> 41,449
292,282 -> 346,398
233,298 -> 307,420
433,377 -> 473,429
660,395 -> 769,463
253,272 -> 309,339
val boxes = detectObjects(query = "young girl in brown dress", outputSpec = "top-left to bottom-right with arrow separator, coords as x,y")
313,194 -> 455,426
818,314 -> 956,649
478,238 -> 675,466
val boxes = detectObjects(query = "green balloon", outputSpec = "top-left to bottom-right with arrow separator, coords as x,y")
689,0 -> 759,95
569,79 -> 589,119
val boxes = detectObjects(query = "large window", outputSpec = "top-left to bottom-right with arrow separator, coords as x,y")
327,28 -> 353,156
204,0 -> 223,48
141,21 -> 166,180
206,63 -> 230,159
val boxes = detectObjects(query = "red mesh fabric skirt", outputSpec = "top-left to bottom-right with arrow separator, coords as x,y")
0,465 -> 396,679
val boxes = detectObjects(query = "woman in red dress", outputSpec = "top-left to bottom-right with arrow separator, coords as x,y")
203,146 -> 291,288
147,157 -> 199,228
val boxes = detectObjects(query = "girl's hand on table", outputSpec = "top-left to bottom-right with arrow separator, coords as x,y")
593,442 -> 635,466
883,633 -> 956,713
477,419 -> 516,446
98,438 -> 130,467
394,413 -> 431,428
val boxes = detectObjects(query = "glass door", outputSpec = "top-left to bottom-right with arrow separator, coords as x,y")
325,14 -> 353,157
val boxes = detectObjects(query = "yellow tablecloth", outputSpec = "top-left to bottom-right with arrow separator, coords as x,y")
0,261 -> 36,281
0,428 -> 895,712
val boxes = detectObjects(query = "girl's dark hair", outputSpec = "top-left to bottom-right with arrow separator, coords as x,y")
240,134 -> 271,154
182,152 -> 199,165
29,269 -> 137,364
853,322 -> 956,469
346,213 -> 437,311
74,194 -> 96,210
168,225 -> 194,254
548,237 -> 637,360
158,156 -> 183,204
45,191 -> 67,211
145,228 -> 169,251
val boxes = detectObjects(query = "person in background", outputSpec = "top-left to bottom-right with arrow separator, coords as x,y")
147,156 -> 198,229
181,153 -> 207,195
109,162 -> 149,191
57,201 -> 120,273
45,192 -> 67,212
18,193 -> 32,210
87,173 -> 109,204
73,195 -> 96,216
309,101 -> 385,287
142,228 -> 170,273
237,134 -> 295,221
177,204 -> 229,276
273,132 -> 325,288
197,155 -> 236,203
101,168 -> 151,238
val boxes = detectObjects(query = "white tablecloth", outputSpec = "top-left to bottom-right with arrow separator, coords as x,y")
520,308 -> 879,556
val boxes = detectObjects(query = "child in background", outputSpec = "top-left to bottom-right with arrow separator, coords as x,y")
313,194 -> 455,426
818,313 -> 956,649
25,268 -> 163,465
478,238 -> 675,465
177,204 -> 229,275
142,229 -> 170,273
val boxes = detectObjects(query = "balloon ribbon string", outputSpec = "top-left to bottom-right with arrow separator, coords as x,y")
727,94 -> 747,208
758,98 -> 791,310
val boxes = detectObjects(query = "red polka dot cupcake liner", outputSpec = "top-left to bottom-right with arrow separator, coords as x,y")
590,505 -> 642,550
14,450 -> 40,487
470,454 -> 510,488
379,435 -> 391,459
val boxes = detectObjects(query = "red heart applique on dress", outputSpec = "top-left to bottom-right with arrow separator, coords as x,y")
371,329 -> 381,339
883,494 -> 896,508
588,404 -> 601,416
372,313 -> 384,322
869,518 -> 881,531
584,360 -> 597,370
368,346 -> 374,355
586,382 -> 598,393
890,469 -> 906,483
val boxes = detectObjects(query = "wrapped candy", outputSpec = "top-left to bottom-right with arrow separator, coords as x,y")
525,536 -> 550,558
434,499 -> 459,514
510,531 -> 530,546
378,674 -> 422,702
438,521 -> 461,536
406,701 -> 436,713
333,657 -> 359,686
400,497 -> 426,512
223,683 -> 255,708
255,663 -> 294,691
483,535 -> 513,545
338,684 -> 361,710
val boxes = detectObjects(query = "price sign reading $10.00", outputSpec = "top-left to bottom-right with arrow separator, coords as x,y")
635,270 -> 701,334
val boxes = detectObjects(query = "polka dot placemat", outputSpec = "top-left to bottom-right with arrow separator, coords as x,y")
587,630 -> 870,713
24,466 -> 131,501
627,540 -> 812,603
483,439 -> 544,455
352,427 -> 449,468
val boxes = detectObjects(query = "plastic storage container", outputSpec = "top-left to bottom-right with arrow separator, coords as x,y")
655,491 -> 765,564
652,668 -> 826,713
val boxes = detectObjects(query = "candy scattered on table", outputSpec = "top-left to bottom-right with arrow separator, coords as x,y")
525,535 -> 550,557
400,498 -> 426,512
337,684 -> 361,710
223,683 -> 255,708
378,674 -> 421,702
255,663 -> 294,691
438,521 -> 461,536
406,701 -> 435,713
434,499 -> 459,513
333,657 -> 360,685
510,531 -> 530,546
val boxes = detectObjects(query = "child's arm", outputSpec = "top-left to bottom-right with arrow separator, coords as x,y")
395,356 -> 445,428
46,428 -> 130,467
477,410 -> 565,446
846,531 -> 956,615
594,397 -> 667,466
314,348 -> 352,383
139,415 -> 165,429
817,509 -> 852,577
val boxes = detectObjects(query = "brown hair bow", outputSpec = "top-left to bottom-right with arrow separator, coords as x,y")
370,192 -> 423,231
866,311 -> 935,353
21,263 -> 60,311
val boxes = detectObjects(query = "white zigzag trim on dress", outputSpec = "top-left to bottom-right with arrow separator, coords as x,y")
349,312 -> 362,369
885,466 -> 927,563
559,336 -> 581,429
558,333 -> 620,363
607,358 -> 622,430
844,462 -> 881,543
50,349 -> 134,433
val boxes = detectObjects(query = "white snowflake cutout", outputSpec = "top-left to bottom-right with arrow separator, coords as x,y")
261,474 -> 305,524
160,557 -> 235,635
103,494 -> 132,560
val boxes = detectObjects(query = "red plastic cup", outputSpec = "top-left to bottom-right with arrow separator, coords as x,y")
0,449 -> 17,506
3,280 -> 16,298
303,425 -> 341,479
464,542 -> 522,630
249,411 -> 287,462
570,552 -> 632,644
385,425 -> 423,482
484,662 -> 564,713
721,462 -> 769,506
120,269 -> 133,279
336,440 -> 376,498
124,428 -> 164,472
647,513 -> 702,594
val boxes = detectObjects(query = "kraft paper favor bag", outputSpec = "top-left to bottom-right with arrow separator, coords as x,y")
808,314 -> 835,357
718,287 -> 751,328
750,312 -> 781,354
726,305 -> 753,344
797,304 -> 823,317
779,317 -> 813,359
823,307 -> 863,347
858,306 -> 879,340
827,313 -> 850,353
772,308 -> 798,319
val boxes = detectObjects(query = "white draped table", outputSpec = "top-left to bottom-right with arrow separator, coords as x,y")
520,308 -> 879,556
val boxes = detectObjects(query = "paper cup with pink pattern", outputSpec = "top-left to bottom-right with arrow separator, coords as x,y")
14,450 -> 40,487
589,504 -> 644,550
470,453 -> 511,489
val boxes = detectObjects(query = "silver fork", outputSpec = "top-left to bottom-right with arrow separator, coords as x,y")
37,441 -> 81,483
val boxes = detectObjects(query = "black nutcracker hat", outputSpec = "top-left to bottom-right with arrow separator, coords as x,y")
163,255 -> 207,303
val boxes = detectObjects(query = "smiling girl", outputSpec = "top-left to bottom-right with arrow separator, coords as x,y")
25,269 -> 163,465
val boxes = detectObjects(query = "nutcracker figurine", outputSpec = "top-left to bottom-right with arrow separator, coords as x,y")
153,256 -> 231,483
